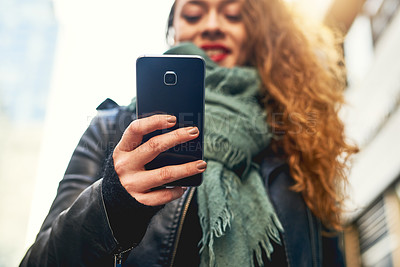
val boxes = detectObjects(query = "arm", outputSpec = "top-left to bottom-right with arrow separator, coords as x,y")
21,108 -> 207,266
20,108 -> 155,266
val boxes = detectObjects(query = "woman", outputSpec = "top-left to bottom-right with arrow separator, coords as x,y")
21,0 -> 357,266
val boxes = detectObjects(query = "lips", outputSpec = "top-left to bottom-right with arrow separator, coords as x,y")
200,44 -> 230,62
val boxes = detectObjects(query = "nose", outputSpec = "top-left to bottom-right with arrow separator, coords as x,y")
201,10 -> 224,40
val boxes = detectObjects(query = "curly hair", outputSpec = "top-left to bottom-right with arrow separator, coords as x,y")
241,0 -> 358,231
167,0 -> 358,231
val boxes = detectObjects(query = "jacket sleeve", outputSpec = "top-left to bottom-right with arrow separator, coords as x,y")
20,106 -> 161,266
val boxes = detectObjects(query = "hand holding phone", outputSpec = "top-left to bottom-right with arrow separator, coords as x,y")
112,114 -> 207,206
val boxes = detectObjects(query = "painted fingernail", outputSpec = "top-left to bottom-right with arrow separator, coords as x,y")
187,127 -> 199,135
167,116 -> 176,123
197,161 -> 207,170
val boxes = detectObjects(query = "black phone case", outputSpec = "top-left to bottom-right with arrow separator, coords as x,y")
136,55 -> 205,186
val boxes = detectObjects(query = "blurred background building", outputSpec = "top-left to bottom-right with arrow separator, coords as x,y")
0,0 -> 57,264
0,0 -> 399,266
337,0 -> 400,266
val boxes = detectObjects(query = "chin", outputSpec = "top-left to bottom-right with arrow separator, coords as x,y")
216,59 -> 235,68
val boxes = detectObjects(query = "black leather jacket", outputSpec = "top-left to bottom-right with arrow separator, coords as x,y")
20,99 -> 346,267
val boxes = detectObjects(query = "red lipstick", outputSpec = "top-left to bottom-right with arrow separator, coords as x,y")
200,44 -> 230,62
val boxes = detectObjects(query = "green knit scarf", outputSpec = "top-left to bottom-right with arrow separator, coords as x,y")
131,43 -> 284,266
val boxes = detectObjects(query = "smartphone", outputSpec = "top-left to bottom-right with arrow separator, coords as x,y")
136,55 -> 205,187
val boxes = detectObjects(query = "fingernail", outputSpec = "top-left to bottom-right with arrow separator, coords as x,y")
182,187 -> 188,191
187,127 -> 199,135
197,161 -> 207,170
167,116 -> 176,123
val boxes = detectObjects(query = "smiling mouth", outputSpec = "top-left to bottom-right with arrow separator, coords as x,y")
201,44 -> 230,62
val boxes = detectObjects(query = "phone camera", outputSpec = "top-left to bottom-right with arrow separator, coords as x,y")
164,71 -> 177,86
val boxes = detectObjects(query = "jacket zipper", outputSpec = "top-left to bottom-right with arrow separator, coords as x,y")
114,246 -> 134,267
114,252 -> 122,267
169,187 -> 196,267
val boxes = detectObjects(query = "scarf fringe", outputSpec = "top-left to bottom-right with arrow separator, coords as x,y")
199,170 -> 284,267
198,204 -> 234,263
251,214 -> 285,267
200,211 -> 284,267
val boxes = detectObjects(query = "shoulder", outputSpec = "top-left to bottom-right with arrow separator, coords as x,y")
95,98 -> 134,121
92,98 -> 135,139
